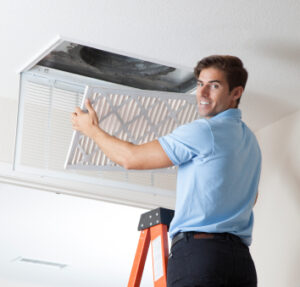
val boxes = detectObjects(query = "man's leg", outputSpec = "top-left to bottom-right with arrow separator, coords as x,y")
229,239 -> 257,287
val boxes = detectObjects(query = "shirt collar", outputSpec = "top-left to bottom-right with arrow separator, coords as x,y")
212,108 -> 242,120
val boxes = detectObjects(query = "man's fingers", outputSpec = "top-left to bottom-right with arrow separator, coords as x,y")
85,99 -> 99,125
85,99 -> 95,114
75,107 -> 83,114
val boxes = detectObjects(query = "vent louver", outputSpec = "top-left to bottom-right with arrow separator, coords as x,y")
16,72 -> 84,171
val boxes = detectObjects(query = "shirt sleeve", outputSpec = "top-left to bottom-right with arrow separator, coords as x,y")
158,119 -> 213,166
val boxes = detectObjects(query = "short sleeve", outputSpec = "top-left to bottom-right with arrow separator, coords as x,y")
158,119 -> 213,166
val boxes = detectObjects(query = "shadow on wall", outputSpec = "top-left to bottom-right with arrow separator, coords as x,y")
240,91 -> 298,131
284,113 -> 300,200
257,39 -> 300,66
243,38 -> 300,131
256,108 -> 300,200
249,37 -> 300,197
284,113 -> 300,285
255,109 -> 300,285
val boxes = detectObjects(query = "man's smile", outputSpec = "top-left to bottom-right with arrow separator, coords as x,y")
199,101 -> 210,105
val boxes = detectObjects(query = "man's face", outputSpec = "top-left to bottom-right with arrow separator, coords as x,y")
196,67 -> 240,119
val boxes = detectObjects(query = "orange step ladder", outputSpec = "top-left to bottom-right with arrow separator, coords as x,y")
128,207 -> 174,287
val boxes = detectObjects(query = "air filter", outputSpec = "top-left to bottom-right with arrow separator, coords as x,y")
65,86 -> 198,171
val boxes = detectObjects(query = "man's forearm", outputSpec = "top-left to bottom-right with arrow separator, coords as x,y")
90,126 -> 173,170
90,126 -> 135,169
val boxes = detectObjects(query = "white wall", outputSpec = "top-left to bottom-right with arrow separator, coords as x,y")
252,109 -> 300,286
0,98 -> 17,163
0,278 -> 49,287
0,182 -> 155,287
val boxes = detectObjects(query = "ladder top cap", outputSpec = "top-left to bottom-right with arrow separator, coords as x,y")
138,207 -> 174,231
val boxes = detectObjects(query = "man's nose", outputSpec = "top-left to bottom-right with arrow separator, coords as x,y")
200,84 -> 210,97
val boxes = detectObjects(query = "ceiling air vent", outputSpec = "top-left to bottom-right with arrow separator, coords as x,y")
14,257 -> 68,269
13,37 -> 198,208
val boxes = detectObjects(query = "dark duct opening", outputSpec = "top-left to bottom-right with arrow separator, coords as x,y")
37,41 -> 196,93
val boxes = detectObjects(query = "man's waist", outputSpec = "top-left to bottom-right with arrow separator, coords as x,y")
171,231 -> 243,248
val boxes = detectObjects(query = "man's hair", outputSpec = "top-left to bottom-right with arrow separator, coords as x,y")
194,55 -> 248,106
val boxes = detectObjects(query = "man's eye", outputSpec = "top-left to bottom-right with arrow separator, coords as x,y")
197,82 -> 203,87
212,84 -> 219,89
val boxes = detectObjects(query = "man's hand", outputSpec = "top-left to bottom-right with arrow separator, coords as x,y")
71,99 -> 100,139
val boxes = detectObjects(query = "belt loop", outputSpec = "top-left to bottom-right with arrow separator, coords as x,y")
184,232 -> 188,242
186,231 -> 194,242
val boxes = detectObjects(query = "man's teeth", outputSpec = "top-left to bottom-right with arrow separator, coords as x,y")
200,101 -> 209,105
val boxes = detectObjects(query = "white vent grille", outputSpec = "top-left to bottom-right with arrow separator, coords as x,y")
65,86 -> 198,170
16,72 -> 84,171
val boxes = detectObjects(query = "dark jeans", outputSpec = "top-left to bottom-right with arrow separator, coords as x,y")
167,232 -> 257,287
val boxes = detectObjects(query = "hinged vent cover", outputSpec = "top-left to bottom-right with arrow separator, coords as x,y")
16,71 -> 84,171
65,86 -> 198,170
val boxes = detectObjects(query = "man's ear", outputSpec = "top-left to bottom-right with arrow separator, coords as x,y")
231,86 -> 243,102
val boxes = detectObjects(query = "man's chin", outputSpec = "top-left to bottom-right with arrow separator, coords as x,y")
198,108 -> 213,119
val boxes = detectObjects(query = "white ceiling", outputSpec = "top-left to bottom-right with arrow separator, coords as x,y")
0,0 -> 300,286
1,0 -> 300,132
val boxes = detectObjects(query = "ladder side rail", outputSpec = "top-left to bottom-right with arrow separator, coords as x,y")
128,228 -> 151,287
150,224 -> 169,287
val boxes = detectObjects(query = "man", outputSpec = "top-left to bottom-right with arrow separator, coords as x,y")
72,55 -> 261,287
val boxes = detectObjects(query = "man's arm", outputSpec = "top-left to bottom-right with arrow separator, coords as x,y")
71,99 -> 173,170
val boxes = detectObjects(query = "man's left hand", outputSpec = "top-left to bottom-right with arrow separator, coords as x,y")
71,99 -> 100,139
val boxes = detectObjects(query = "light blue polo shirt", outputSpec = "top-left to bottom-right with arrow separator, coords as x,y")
158,108 -> 261,246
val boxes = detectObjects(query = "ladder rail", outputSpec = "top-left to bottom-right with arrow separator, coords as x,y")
150,224 -> 169,287
128,229 -> 151,287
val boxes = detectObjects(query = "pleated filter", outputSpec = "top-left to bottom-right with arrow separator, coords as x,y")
65,86 -> 199,171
